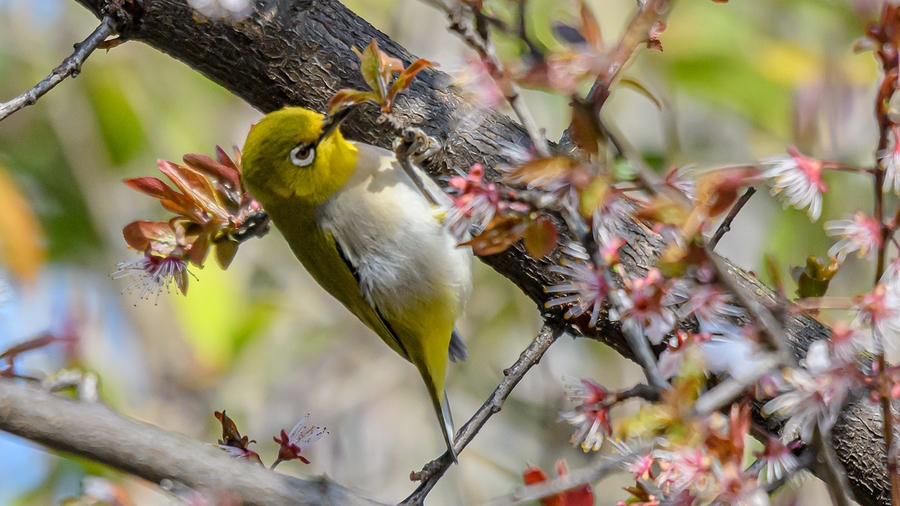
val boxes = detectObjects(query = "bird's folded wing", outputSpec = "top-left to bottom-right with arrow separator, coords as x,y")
321,231 -> 411,361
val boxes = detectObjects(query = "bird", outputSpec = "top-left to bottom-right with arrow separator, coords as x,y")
240,106 -> 472,458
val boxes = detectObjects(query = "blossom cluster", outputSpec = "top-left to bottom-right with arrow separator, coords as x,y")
113,147 -> 267,302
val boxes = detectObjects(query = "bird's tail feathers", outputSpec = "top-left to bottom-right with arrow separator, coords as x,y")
438,391 -> 457,463
448,328 -> 468,363
423,372 -> 457,463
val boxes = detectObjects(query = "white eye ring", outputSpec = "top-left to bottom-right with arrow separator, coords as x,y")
290,145 -> 316,167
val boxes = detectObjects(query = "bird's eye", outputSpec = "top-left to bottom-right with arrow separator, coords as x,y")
289,145 -> 316,167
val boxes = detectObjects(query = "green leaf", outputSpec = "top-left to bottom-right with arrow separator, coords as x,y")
215,240 -> 239,269
792,254 -> 839,299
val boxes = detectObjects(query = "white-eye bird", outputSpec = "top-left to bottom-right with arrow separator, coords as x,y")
240,106 -> 472,457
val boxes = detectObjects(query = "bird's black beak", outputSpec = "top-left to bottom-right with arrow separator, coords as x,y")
320,105 -> 354,141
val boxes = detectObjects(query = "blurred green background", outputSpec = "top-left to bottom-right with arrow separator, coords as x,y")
0,0 -> 886,504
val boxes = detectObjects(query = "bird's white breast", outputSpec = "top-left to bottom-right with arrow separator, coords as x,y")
315,142 -> 473,322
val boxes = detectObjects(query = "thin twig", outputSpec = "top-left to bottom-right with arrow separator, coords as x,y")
0,17 -> 115,122
708,187 -> 756,251
480,449 -> 640,506
585,0 -> 673,107
812,426 -> 853,506
605,383 -> 660,405
399,322 -> 565,506
435,4 -> 550,157
611,284 -> 669,389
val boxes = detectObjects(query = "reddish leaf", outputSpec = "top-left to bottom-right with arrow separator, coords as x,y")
578,1 -> 603,52
695,166 -> 762,217
174,269 -> 189,296
214,145 -> 241,176
523,465 -> 549,485
328,89 -> 380,118
505,156 -> 583,187
184,153 -> 241,197
124,176 -> 197,218
215,410 -> 252,449
124,176 -> 176,201
569,97 -> 602,156
157,160 -> 225,218
215,240 -> 240,270
122,221 -> 177,252
522,460 -> 594,506
386,58 -> 433,112
647,21 -> 666,51
188,227 -> 213,267
353,39 -> 404,99
524,216 -> 558,259
523,466 -> 561,506
555,459 -> 594,506
462,216 -> 527,256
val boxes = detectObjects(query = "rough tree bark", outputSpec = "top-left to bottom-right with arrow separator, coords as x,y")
25,0 -> 889,504
0,380 -> 384,506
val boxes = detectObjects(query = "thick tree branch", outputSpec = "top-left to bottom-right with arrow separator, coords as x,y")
55,1 -> 894,504
0,16 -> 115,122
0,379 -> 384,506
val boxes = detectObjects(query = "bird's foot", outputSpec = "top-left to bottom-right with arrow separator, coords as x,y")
393,127 -> 441,165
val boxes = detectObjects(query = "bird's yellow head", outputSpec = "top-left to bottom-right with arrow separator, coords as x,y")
241,107 -> 359,205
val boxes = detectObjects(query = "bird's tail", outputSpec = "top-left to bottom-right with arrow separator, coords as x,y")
432,384 -> 457,462
423,372 -> 457,462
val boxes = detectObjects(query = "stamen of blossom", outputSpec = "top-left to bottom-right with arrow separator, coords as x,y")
111,252 -> 195,301
654,447 -> 715,493
762,146 -> 826,222
560,406 -> 612,452
445,164 -> 502,239
754,436 -> 801,484
272,415 -> 328,466
761,341 -> 856,442
609,439 -> 655,481
598,232 -> 627,266
713,462 -> 768,506
879,126 -> 900,194
882,257 -> 900,291
458,57 -> 505,109
824,211 -> 883,262
545,259 -> 610,327
664,280 -> 744,325
853,284 -> 900,341
657,330 -> 711,380
698,319 -> 768,383
829,321 -> 867,365
664,164 -> 696,202
563,376 -> 609,407
609,269 -> 676,345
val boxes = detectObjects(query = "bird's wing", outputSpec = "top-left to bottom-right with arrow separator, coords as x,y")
331,238 -> 410,360
262,199 -> 411,361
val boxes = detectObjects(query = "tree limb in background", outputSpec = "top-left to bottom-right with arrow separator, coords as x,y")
0,379 -> 384,506
53,1 -> 896,505
0,17 -> 115,122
